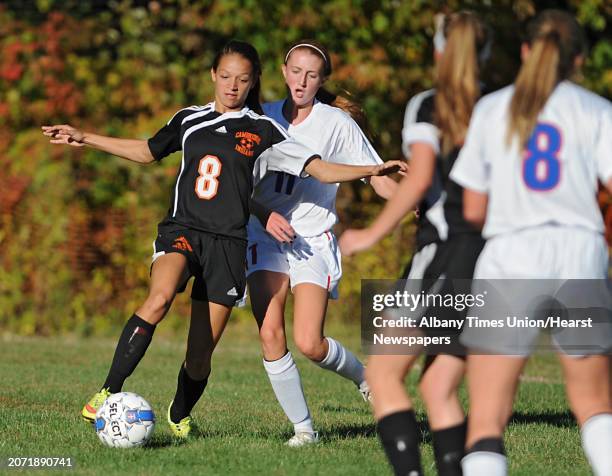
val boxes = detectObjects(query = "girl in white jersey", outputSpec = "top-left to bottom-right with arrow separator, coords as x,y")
244,40 -> 401,446
450,10 -> 612,476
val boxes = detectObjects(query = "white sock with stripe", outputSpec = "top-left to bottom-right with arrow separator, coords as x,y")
315,337 -> 365,385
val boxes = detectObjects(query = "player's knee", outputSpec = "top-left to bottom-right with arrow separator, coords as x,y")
419,376 -> 456,405
259,325 -> 286,348
295,336 -> 326,361
143,291 -> 173,316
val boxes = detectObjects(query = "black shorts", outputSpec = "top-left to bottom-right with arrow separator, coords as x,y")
153,224 -> 247,307
419,233 -> 485,351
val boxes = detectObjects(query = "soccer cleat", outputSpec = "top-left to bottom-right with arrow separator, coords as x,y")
167,401 -> 192,439
81,388 -> 112,423
358,380 -> 372,403
285,431 -> 319,447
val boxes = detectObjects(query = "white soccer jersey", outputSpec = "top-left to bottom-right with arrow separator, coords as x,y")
250,100 -> 383,237
451,81 -> 612,239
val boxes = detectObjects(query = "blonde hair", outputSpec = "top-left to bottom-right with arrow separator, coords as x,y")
435,11 -> 490,156
507,10 -> 586,148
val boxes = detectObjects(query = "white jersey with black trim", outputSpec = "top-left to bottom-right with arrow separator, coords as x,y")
250,99 -> 383,237
451,81 -> 612,239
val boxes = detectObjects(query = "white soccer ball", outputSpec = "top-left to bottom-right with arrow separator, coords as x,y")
95,392 -> 155,448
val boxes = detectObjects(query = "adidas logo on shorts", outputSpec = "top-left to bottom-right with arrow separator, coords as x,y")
226,287 -> 238,296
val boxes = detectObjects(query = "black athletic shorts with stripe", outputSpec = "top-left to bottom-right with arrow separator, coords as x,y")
153,222 -> 247,307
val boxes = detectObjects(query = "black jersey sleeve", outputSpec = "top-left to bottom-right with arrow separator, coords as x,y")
147,107 -> 200,161
248,197 -> 273,228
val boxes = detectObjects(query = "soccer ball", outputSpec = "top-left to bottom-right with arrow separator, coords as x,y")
95,392 -> 155,448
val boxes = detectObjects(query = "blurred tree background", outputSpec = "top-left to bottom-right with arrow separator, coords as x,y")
1,0 -> 610,335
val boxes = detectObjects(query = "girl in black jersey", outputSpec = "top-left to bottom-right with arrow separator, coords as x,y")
42,40 -> 406,434
339,13 -> 490,476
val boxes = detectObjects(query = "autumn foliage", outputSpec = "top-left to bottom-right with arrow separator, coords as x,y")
1,1 -> 610,335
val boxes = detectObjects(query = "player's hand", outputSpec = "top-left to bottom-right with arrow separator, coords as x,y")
338,228 -> 377,257
41,124 -> 85,147
266,211 -> 296,243
373,160 -> 408,176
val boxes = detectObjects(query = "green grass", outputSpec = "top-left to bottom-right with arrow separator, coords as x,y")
0,321 -> 592,475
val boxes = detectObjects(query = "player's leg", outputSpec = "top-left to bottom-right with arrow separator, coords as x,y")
167,299 -> 232,438
366,353 -> 423,476
82,252 -> 189,422
559,353 -> 612,475
248,270 -> 317,444
462,354 -> 527,476
292,283 -> 369,398
419,355 -> 466,476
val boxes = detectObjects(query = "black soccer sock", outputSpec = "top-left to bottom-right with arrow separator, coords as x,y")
170,364 -> 209,423
102,314 -> 156,393
466,437 -> 505,455
377,409 -> 423,476
432,420 -> 467,476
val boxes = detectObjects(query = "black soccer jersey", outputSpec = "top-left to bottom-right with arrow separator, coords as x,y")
147,103 -> 317,240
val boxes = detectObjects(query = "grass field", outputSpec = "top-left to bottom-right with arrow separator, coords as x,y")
0,319 -> 593,476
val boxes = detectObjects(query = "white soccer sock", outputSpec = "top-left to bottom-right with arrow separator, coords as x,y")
315,337 -> 365,385
581,413 -> 612,476
461,452 -> 507,476
263,352 -> 314,434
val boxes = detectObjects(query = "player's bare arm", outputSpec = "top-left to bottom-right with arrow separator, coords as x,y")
42,124 -> 155,164
462,188 -> 488,230
304,157 -> 408,184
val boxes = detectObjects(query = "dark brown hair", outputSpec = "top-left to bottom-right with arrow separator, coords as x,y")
212,40 -> 263,114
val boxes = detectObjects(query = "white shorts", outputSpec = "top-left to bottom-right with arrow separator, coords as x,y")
473,226 -> 608,280
461,226 -> 611,355
246,224 -> 342,299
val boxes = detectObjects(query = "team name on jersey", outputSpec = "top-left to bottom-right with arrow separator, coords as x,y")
235,131 -> 261,157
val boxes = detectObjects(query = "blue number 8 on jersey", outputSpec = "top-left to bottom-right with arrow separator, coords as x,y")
522,122 -> 562,191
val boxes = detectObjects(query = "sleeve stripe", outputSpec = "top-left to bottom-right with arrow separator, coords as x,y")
180,105 -> 215,125
166,104 -> 211,125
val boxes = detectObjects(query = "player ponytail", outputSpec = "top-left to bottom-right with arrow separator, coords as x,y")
435,11 -> 491,156
285,40 -> 373,140
507,10 -> 586,148
212,40 -> 263,114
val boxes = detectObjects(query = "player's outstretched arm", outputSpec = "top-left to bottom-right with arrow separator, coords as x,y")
304,158 -> 408,184
339,144 -> 435,257
41,124 -> 155,164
